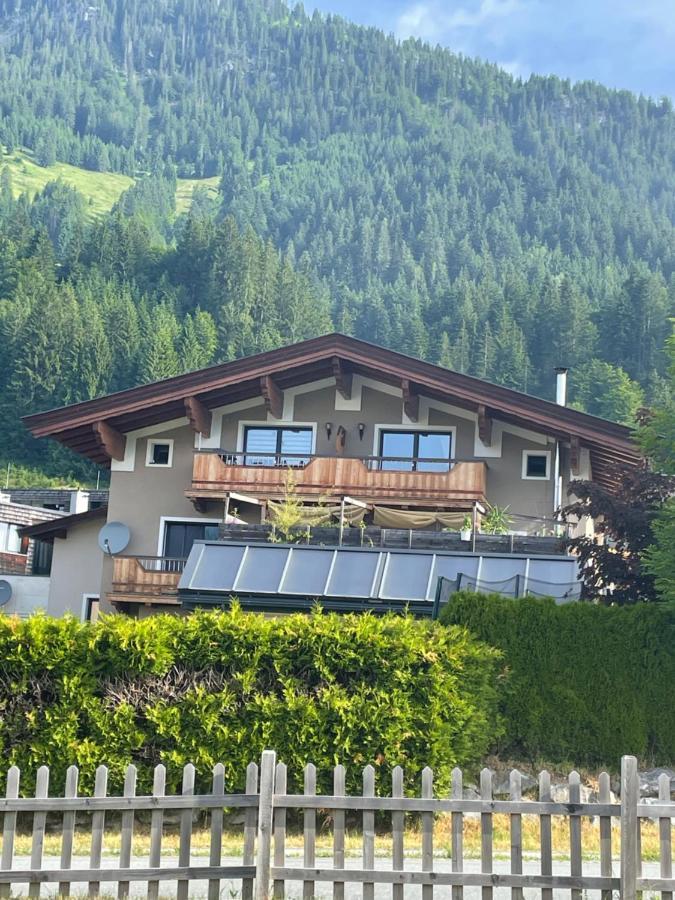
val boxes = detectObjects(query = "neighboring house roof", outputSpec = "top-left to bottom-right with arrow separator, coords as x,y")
0,499 -> 64,528
22,333 -> 639,487
19,505 -> 108,543
7,488 -> 109,507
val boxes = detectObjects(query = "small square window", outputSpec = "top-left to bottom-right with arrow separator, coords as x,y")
146,439 -> 174,467
522,451 -> 550,480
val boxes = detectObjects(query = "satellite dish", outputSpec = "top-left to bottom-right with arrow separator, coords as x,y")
0,580 -> 12,607
98,522 -> 131,556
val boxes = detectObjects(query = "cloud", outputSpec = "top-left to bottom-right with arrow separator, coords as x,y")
391,0 -> 675,96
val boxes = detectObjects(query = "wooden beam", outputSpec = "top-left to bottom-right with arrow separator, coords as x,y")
401,379 -> 419,422
93,420 -> 126,461
477,404 -> 493,446
260,375 -> 283,419
332,356 -> 353,400
184,396 -> 212,437
570,435 -> 581,476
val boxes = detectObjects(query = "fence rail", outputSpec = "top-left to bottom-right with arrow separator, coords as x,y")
0,753 -> 673,898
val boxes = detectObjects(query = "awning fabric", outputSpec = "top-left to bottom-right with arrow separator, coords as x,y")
373,507 -> 469,529
267,501 -> 366,526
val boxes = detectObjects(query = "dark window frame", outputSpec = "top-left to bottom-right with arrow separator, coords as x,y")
242,425 -> 314,463
378,429 -> 453,471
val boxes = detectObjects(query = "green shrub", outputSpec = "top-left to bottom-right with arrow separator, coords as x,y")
440,592 -> 675,766
0,606 -> 501,796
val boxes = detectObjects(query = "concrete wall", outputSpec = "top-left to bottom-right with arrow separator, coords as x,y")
0,575 -> 49,617
47,517 -> 104,618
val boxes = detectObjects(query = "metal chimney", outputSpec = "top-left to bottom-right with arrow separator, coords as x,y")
554,367 -> 568,406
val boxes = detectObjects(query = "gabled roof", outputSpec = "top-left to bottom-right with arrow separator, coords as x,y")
22,333 -> 639,487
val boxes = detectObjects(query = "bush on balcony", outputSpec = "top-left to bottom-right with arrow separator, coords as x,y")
0,607 -> 501,795
440,591 -> 675,765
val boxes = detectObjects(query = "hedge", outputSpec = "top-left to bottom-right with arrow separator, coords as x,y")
440,592 -> 675,766
0,606 -> 501,796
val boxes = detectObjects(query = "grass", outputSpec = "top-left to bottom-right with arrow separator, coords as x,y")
0,148 -> 219,217
5,816 -> 672,862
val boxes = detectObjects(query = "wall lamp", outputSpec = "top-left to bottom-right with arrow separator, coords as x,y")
358,423 -> 366,440
325,422 -> 333,440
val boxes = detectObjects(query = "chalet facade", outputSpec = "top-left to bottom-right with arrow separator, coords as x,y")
22,334 -> 639,618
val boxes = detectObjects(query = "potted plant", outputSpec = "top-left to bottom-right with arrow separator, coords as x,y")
460,514 -> 473,541
481,504 -> 512,535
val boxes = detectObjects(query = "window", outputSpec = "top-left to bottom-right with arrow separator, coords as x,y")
0,522 -> 22,554
146,439 -> 174,467
378,430 -> 453,472
243,426 -> 313,466
522,450 -> 551,480
32,539 -> 53,576
163,521 -> 220,559
83,596 -> 100,623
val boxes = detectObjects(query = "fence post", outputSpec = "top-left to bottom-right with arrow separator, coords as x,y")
620,755 -> 639,900
255,750 -> 277,900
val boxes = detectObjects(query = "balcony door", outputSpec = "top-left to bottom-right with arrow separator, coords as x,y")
379,430 -> 453,472
243,426 -> 313,466
163,521 -> 220,559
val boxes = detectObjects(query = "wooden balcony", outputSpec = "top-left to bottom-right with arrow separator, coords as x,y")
188,450 -> 487,509
108,556 -> 184,608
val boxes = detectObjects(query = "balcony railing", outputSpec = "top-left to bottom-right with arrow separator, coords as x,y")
108,555 -> 185,606
189,450 -> 487,506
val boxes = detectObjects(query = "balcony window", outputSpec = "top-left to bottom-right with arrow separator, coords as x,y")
243,426 -> 313,466
378,430 -> 453,472
163,521 -> 220,558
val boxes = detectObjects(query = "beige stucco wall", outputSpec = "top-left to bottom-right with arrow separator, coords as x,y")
47,518 -> 104,618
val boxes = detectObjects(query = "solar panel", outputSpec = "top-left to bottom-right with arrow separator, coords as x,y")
178,541 -> 581,610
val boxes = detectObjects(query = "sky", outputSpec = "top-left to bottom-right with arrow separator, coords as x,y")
308,0 -> 675,99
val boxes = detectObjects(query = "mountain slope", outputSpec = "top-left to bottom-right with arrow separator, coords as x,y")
0,0 -> 672,468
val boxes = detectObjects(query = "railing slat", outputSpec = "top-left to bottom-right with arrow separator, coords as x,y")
362,765 -> 375,900
422,767 -> 434,900
0,766 -> 20,900
29,766 -> 50,900
88,764 -> 108,898
451,767 -> 463,900
333,764 -> 346,900
177,763 -> 195,900
659,772 -> 672,900
392,766 -> 404,900
59,765 -> 79,898
510,770 -> 523,900
480,768 -> 493,900
273,763 -> 287,900
598,772 -> 612,900
147,764 -> 166,900
243,761 -> 259,900
207,763 -> 225,900
303,764 -> 317,900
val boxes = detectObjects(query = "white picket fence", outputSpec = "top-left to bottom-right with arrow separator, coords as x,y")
0,753 -> 673,898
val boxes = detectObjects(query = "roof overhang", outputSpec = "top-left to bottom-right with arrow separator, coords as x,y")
22,333 -> 640,488
19,505 -> 107,543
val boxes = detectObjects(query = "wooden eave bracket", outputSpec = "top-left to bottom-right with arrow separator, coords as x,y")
401,379 -> 419,422
260,375 -> 283,419
332,356 -> 353,400
570,435 -> 581,476
478,404 -> 493,446
93,420 -> 126,461
185,395 -> 212,437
